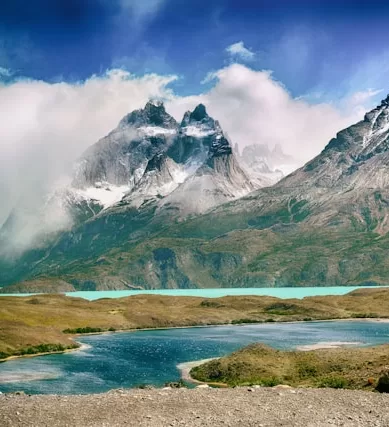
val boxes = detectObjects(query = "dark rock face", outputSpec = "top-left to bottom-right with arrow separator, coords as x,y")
145,153 -> 168,173
119,101 -> 178,129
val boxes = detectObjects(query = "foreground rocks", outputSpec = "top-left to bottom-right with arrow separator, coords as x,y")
1,387 -> 389,426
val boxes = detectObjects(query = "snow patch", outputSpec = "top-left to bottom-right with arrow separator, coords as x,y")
76,184 -> 130,208
183,126 -> 216,138
138,126 -> 177,137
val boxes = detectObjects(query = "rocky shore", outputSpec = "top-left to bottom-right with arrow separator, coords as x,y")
1,387 -> 389,427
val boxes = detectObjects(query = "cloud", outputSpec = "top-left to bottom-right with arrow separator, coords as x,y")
0,69 -> 176,231
168,64 -> 369,163
225,41 -> 255,61
0,67 -> 12,77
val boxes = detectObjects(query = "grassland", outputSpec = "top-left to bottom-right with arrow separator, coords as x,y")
190,342 -> 389,391
1,288 -> 389,360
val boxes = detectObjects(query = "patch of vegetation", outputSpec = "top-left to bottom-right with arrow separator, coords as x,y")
200,300 -> 225,308
351,313 -> 380,319
190,342 -> 389,391
63,327 -> 104,334
231,318 -> 263,325
265,302 -> 306,316
319,376 -> 349,389
14,343 -> 78,357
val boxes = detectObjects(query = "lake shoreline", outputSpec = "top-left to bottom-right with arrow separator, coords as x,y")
1,317 -> 389,365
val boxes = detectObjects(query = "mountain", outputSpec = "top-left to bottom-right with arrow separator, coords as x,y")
237,143 -> 298,186
3,96 -> 389,291
0,101 -> 270,286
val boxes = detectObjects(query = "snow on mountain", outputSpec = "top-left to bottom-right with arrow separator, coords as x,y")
72,101 -> 178,191
280,94 -> 389,191
123,153 -> 188,209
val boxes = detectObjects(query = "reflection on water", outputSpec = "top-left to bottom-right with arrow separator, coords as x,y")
0,320 -> 388,395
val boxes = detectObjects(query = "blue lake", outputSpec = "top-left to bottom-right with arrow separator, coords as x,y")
1,320 -> 389,395
1,286 -> 388,301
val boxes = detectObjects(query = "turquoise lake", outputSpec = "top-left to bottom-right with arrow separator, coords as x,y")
1,285 -> 388,300
1,321 -> 389,395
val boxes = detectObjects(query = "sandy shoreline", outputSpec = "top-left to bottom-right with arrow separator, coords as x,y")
177,358 -> 217,384
0,343 -> 89,364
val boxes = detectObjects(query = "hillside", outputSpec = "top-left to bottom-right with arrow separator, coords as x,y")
190,342 -> 389,390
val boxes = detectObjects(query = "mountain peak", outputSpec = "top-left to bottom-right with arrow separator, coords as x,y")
181,104 -> 215,127
144,99 -> 165,112
191,104 -> 208,121
119,100 -> 177,129
380,94 -> 389,107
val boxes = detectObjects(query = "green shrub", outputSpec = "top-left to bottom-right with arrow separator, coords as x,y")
231,318 -> 263,325
260,377 -> 281,387
297,362 -> 318,379
319,376 -> 349,389
351,313 -> 380,319
63,327 -> 104,334
13,343 -> 76,356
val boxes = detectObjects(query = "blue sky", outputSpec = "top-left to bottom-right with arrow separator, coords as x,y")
1,0 -> 389,101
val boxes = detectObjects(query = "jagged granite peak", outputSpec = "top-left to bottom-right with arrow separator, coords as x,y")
168,104 -> 226,165
72,101 -> 179,190
181,104 -> 210,125
119,100 -> 178,130
180,104 -> 221,134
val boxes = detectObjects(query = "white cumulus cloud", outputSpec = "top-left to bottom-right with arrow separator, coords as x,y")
225,41 -> 255,61
0,69 -> 176,228
168,64 -> 369,163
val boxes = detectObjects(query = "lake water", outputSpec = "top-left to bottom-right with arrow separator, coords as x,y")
1,286 -> 388,301
1,320 -> 389,395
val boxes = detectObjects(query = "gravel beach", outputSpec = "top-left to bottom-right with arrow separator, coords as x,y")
1,387 -> 389,427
